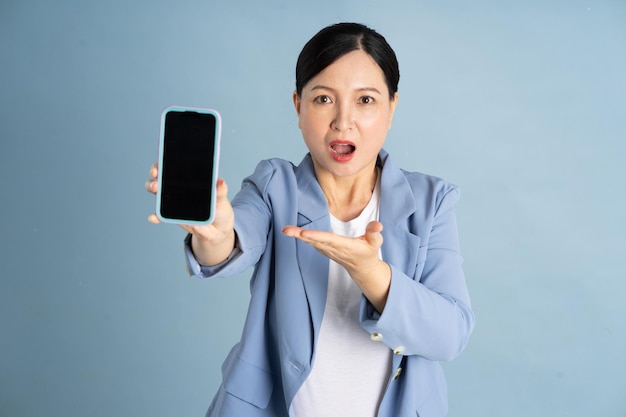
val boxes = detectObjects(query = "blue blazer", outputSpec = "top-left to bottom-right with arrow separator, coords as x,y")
185,150 -> 475,417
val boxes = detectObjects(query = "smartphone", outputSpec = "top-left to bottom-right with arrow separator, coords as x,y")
156,106 -> 222,225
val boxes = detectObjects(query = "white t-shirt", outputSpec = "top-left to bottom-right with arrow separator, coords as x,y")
291,175 -> 391,417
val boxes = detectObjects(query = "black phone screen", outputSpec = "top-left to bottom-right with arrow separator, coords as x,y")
159,110 -> 218,223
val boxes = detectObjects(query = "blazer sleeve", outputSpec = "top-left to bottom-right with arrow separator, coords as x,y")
360,186 -> 475,362
184,160 -> 275,279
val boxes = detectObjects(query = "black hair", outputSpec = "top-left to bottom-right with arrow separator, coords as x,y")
295,22 -> 399,99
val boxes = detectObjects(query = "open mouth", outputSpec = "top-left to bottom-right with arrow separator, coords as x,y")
330,143 -> 355,156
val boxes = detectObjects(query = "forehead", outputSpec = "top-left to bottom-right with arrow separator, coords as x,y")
305,50 -> 387,91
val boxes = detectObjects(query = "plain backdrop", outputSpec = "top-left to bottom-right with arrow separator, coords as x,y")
1,0 -> 625,416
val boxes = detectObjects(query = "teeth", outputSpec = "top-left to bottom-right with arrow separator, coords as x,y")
331,144 -> 354,155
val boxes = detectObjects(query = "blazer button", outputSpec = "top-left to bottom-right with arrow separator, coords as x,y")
370,333 -> 383,342
393,367 -> 403,380
393,346 -> 405,355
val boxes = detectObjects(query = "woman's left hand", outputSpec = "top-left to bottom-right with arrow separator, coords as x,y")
282,221 -> 391,312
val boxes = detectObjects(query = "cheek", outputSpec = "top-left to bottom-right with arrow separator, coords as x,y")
298,118 -> 324,149
299,112 -> 326,134
360,111 -> 390,132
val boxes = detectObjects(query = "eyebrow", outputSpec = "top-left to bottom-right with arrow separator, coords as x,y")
309,85 -> 383,95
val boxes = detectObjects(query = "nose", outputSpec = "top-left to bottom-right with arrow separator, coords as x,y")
331,103 -> 353,131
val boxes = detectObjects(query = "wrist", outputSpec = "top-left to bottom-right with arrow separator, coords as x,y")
191,230 -> 236,266
351,260 -> 391,314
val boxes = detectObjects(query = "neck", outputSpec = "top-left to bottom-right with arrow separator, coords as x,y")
314,163 -> 378,222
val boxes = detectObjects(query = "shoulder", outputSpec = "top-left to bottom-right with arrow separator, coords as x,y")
402,170 -> 461,215
245,154 -> 317,190
380,150 -> 460,213
402,169 -> 460,209
249,157 -> 296,178
241,158 -> 297,190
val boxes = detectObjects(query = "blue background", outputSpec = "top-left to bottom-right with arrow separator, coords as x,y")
1,1 -> 625,416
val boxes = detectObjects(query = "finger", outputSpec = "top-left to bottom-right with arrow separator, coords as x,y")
145,179 -> 157,194
179,224 -> 195,234
298,229 -> 338,245
365,221 -> 383,234
364,221 -> 384,247
282,227 -> 329,245
149,162 -> 158,179
147,213 -> 161,224
281,225 -> 302,238
215,178 -> 228,200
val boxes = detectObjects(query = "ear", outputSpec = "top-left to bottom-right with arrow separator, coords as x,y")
293,91 -> 302,129
293,91 -> 301,115
388,92 -> 399,130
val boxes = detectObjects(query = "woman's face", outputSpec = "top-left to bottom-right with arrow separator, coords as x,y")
293,50 -> 398,181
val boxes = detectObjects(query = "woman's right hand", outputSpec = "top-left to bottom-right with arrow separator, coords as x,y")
145,162 -> 236,266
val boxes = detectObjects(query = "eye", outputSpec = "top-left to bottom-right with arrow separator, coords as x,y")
359,96 -> 375,105
314,95 -> 332,104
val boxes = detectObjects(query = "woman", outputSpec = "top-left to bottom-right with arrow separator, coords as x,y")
146,22 -> 474,417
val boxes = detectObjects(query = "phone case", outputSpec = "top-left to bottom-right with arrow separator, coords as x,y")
156,105 -> 222,225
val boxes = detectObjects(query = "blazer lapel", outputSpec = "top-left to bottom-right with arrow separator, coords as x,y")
294,155 -> 331,346
378,151 -> 420,274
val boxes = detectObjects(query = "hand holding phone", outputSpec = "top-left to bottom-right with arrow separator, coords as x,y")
147,161 -> 237,263
156,106 -> 222,224
149,106 -> 237,265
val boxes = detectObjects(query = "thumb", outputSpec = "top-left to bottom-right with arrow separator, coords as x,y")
364,221 -> 384,247
215,178 -> 229,201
